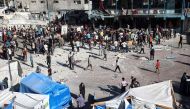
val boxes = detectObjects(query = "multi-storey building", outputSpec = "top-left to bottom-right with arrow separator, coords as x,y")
15,0 -> 91,12
91,0 -> 190,32
14,0 -> 92,23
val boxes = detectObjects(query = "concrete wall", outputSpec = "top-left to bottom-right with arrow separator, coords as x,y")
52,0 -> 89,11
29,0 -> 47,13
15,0 -> 91,13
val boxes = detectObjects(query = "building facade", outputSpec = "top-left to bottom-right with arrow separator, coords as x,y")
91,0 -> 190,32
15,0 -> 91,13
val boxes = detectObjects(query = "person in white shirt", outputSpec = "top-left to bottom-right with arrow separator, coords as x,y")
122,41 -> 128,53
114,41 -> 118,52
7,48 -> 12,60
121,77 -> 128,93
76,40 -> 80,52
76,94 -> 85,109
44,43 -> 48,54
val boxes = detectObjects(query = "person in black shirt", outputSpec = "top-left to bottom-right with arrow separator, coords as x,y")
178,35 -> 183,48
46,54 -> 51,68
79,83 -> 85,99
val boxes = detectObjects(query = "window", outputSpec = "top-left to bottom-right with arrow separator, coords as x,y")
85,0 -> 88,4
54,0 -> 59,3
74,0 -> 81,4
41,0 -> 45,3
31,0 -> 36,3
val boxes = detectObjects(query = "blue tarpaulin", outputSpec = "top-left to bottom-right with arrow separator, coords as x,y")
96,105 -> 106,109
19,73 -> 71,109
4,102 -> 13,109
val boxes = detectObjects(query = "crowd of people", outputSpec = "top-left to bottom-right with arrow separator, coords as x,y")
0,22 -> 186,109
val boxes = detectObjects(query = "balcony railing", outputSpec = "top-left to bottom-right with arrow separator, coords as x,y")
105,9 -> 184,16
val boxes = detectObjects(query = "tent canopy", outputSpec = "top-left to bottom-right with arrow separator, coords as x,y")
93,80 -> 176,109
0,89 -> 50,109
19,73 -> 71,109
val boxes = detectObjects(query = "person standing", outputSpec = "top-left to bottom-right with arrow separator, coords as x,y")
155,60 -> 160,73
79,83 -> 85,99
85,55 -> 92,71
178,35 -> 183,48
76,40 -> 80,52
2,77 -> 8,89
46,54 -> 51,68
76,94 -> 85,109
36,66 -> 41,73
121,41 -> 127,53
71,53 -> 75,70
180,72 -> 189,95
149,34 -> 153,48
114,41 -> 118,52
22,47 -> 27,62
139,43 -> 145,54
121,77 -> 128,93
68,52 -> 72,69
48,67 -> 52,80
114,57 -> 122,73
30,53 -> 34,68
48,37 -> 53,55
31,42 -> 36,54
150,45 -> 155,60
130,77 -> 140,88
7,47 -> 12,60
99,43 -> 103,56
103,47 -> 107,61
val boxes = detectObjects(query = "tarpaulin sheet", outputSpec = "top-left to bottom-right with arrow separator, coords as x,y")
4,102 -> 13,109
96,105 -> 106,109
19,73 -> 71,109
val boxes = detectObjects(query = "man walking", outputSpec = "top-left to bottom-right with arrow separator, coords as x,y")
46,54 -> 51,68
178,35 -> 183,48
85,55 -> 92,71
114,57 -> 122,73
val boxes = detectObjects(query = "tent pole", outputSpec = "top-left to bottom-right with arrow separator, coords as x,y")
8,55 -> 13,92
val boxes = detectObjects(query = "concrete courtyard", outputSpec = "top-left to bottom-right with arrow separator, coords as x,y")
0,36 -> 189,108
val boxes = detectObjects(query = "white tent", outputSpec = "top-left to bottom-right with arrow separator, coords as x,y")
0,89 -> 50,109
0,61 -> 23,88
93,80 -> 177,109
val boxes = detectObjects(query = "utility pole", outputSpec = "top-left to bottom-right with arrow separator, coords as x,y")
116,0 -> 118,15
3,0 -> 6,7
7,53 -> 13,92
46,0 -> 50,23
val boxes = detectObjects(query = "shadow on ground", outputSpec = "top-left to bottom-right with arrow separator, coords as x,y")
175,61 -> 190,66
100,66 -> 115,72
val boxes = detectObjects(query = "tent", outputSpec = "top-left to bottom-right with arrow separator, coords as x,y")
19,73 -> 71,109
93,80 -> 177,109
0,89 -> 50,109
0,61 -> 23,88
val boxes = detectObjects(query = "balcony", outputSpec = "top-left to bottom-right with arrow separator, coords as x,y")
104,9 -> 184,18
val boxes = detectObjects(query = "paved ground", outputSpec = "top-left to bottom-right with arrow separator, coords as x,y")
0,36 -> 190,108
